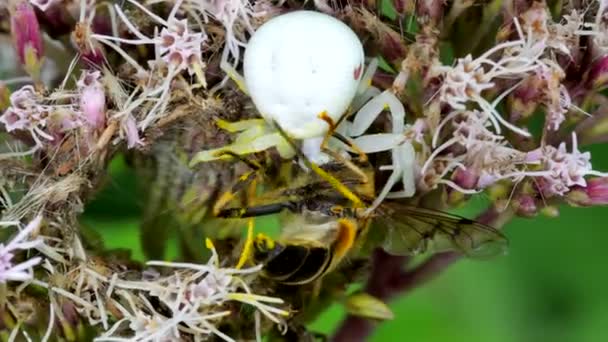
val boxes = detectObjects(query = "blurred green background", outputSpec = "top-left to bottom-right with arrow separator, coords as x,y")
82,142 -> 608,342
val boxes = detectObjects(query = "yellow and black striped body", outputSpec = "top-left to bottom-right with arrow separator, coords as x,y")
252,218 -> 358,285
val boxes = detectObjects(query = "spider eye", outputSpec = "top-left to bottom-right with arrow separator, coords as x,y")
354,64 -> 364,80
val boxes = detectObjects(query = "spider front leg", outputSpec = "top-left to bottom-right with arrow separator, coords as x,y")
348,88 -> 416,211
213,48 -> 249,95
210,150 -> 265,216
190,125 -> 296,166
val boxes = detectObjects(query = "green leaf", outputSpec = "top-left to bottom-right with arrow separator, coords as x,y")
377,55 -> 398,74
380,0 -> 398,20
345,292 -> 395,321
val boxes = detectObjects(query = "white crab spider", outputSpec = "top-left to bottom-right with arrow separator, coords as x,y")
191,10 -> 364,164
190,10 -> 417,205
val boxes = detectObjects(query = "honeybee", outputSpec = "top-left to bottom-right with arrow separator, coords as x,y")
217,157 -> 508,285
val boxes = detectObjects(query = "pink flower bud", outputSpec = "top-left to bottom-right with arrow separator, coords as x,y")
586,56 -> 608,90
452,167 -> 479,190
417,0 -> 444,23
77,70 -> 106,129
10,1 -> 44,76
509,76 -> 542,122
72,22 -> 106,67
477,172 -> 500,189
378,30 -> 406,64
514,195 -> 537,217
570,177 -> 608,206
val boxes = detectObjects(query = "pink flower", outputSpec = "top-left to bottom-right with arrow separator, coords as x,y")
451,167 -> 479,190
515,195 -> 538,217
0,85 -> 42,133
534,133 -> 605,196
586,56 -> 608,90
0,85 -> 85,147
569,177 -> 608,206
77,70 -> 106,129
585,177 -> 608,204
159,19 -> 207,75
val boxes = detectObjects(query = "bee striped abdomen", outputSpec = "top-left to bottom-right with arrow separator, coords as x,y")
262,244 -> 310,281
251,217 -> 361,285
282,247 -> 332,285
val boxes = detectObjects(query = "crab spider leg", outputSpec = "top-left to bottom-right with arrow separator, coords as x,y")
213,151 -> 263,216
348,86 -> 417,207
190,131 -> 296,165
351,133 -> 405,153
350,89 -> 405,136
218,48 -> 249,95
313,112 -> 369,182
272,120 -> 365,208
332,132 -> 369,162
213,150 -> 264,173
318,112 -> 367,162
215,118 -> 266,133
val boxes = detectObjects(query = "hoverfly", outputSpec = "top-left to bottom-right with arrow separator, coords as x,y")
215,153 -> 508,285
249,215 -> 358,285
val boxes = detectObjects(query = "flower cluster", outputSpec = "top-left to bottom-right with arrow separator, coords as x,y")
2,0 -> 608,340
0,72 -> 106,149
94,241 -> 288,341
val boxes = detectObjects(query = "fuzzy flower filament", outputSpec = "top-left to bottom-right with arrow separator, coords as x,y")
531,133 -> 608,197
96,239 -> 287,341
0,215 -> 43,283
91,0 -> 208,130
435,37 -> 540,138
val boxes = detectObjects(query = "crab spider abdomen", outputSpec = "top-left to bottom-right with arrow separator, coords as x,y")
243,10 -> 365,139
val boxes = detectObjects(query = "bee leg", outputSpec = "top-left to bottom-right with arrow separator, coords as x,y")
214,47 -> 249,95
235,218 -> 255,269
212,150 -> 264,216
189,124 -> 293,165
216,202 -> 295,219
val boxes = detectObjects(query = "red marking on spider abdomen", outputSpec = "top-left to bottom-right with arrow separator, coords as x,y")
353,64 -> 363,80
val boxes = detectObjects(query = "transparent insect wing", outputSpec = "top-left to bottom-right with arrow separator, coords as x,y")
373,205 -> 509,258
